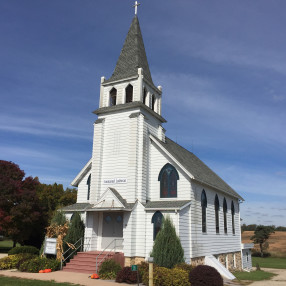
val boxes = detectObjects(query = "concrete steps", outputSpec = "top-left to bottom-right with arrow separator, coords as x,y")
62,251 -> 124,274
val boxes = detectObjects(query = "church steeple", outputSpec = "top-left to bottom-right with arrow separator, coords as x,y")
105,16 -> 154,87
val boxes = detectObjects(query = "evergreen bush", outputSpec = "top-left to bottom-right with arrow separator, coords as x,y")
8,245 -> 39,256
19,257 -> 60,272
189,265 -> 223,286
99,259 -> 122,280
50,210 -> 67,226
174,262 -> 193,274
151,216 -> 184,268
63,212 -> 84,257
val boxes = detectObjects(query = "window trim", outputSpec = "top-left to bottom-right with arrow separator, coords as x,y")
201,190 -> 207,233
151,211 -> 163,240
158,163 -> 179,198
215,194 -> 220,234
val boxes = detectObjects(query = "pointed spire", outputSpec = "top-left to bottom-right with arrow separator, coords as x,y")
105,16 -> 154,86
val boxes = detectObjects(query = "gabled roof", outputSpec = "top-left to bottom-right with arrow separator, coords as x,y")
61,203 -> 93,212
71,159 -> 92,187
104,16 -> 154,87
152,136 -> 244,200
145,200 -> 191,210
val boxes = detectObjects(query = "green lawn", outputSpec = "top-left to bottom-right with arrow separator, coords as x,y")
0,240 -> 21,253
234,270 -> 276,281
252,257 -> 286,269
0,276 -> 81,286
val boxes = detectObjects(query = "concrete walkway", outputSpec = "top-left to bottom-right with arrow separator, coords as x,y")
0,269 -> 131,286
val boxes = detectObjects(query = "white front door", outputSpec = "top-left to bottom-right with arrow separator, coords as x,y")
101,212 -> 123,250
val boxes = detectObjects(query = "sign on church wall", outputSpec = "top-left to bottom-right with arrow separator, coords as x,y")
103,178 -> 127,184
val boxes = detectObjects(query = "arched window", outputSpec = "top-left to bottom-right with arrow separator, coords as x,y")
158,163 -> 179,198
215,194 -> 220,234
143,88 -> 147,104
223,198 -> 228,234
151,94 -> 156,110
231,201 -> 235,234
151,211 -> 163,240
126,84 -> 133,103
201,190 -> 207,233
87,174 -> 91,201
110,88 -> 117,106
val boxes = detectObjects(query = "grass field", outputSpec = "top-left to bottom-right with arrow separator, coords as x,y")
242,231 -> 286,257
252,257 -> 286,269
0,240 -> 20,253
0,276 -> 80,286
234,270 -> 276,281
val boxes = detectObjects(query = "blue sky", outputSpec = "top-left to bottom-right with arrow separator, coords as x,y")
1,0 -> 286,226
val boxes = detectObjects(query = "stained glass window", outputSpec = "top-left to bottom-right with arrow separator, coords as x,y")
158,163 -> 179,198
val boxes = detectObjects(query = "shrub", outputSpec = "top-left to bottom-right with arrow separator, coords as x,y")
174,262 -> 193,274
151,216 -> 184,268
99,259 -> 122,280
8,245 -> 39,256
19,257 -> 60,272
138,261 -> 149,282
63,212 -> 84,259
252,251 -> 271,257
116,267 -> 138,284
171,268 -> 190,286
189,265 -> 223,286
0,254 -> 36,270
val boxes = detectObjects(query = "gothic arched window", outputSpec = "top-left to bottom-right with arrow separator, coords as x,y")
151,94 -> 156,110
231,201 -> 235,234
201,190 -> 207,233
110,88 -> 117,106
151,211 -> 163,240
87,174 -> 91,201
126,84 -> 133,103
158,163 -> 179,198
143,88 -> 147,104
215,194 -> 220,234
223,198 -> 228,234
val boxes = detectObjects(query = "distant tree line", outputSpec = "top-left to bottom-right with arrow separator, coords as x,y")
241,224 -> 286,232
0,160 -> 77,248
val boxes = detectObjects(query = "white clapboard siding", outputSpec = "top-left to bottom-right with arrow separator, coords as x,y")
84,212 -> 99,251
77,170 -> 91,203
123,212 -> 132,257
149,142 -> 192,201
179,206 -> 191,263
190,181 -> 241,258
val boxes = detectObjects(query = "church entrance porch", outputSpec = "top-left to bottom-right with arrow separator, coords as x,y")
101,212 -> 123,250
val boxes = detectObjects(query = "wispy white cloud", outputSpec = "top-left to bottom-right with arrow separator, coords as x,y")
155,72 -> 286,148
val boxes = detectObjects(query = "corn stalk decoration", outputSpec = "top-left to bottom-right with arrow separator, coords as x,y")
45,222 -> 75,260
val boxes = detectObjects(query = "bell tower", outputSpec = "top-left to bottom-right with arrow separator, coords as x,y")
90,12 -> 166,205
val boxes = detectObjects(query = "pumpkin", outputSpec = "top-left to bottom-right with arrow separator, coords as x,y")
39,270 -> 44,273
90,273 -> 99,279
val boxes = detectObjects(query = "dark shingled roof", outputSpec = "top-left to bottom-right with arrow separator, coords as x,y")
154,137 -> 244,200
104,16 -> 154,87
61,203 -> 93,212
145,200 -> 191,209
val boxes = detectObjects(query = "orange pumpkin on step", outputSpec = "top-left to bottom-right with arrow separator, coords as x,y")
39,270 -> 44,273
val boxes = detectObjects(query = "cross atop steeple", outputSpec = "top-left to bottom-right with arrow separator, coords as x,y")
133,1 -> 140,15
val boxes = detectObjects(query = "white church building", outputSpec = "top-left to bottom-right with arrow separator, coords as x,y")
63,12 -> 249,271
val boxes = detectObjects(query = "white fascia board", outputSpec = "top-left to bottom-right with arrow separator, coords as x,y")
150,135 -> 195,180
71,158 -> 92,187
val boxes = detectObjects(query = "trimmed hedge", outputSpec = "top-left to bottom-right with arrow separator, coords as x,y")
189,265 -> 223,286
99,259 -> 122,280
0,254 -> 36,270
8,246 -> 39,256
141,264 -> 190,286
19,257 -> 60,273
